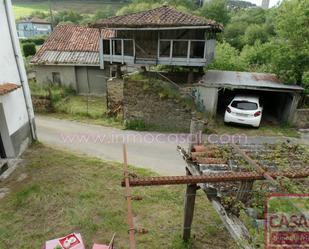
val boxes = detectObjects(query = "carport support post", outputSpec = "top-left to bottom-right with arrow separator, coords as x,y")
182,168 -> 198,241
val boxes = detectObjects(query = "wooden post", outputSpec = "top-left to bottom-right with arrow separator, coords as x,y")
187,40 -> 191,65
123,144 -> 137,249
183,168 -> 197,241
187,68 -> 194,84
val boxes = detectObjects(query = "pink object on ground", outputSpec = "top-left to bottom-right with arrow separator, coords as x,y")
92,244 -> 111,249
44,233 -> 85,249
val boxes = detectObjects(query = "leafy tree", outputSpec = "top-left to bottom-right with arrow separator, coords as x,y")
199,0 -> 230,25
230,7 -> 266,25
92,6 -> 116,21
242,24 -> 269,45
223,21 -> 247,49
54,11 -> 83,25
116,0 -> 196,16
207,41 -> 247,71
271,0 -> 309,85
116,2 -> 161,15
23,43 -> 36,57
240,41 -> 274,72
30,11 -> 49,20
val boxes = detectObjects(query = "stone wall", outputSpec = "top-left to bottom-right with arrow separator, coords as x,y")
123,77 -> 193,131
106,78 -> 124,109
293,109 -> 309,129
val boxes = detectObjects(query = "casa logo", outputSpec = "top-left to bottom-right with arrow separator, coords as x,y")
265,194 -> 309,249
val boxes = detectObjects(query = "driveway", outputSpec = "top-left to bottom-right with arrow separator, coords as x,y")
36,116 -> 308,176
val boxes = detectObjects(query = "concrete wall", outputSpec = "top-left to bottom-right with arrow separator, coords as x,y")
192,86 -> 218,116
293,109 -> 309,129
123,78 -> 193,131
0,0 -> 35,157
34,65 -> 77,90
35,65 -> 109,95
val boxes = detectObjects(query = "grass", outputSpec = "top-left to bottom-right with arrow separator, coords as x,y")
12,0 -> 125,19
29,80 -> 124,128
208,118 -> 300,138
0,143 -> 236,249
51,95 -> 124,129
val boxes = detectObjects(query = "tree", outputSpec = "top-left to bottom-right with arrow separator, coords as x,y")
199,0 -> 230,25
23,43 -> 36,57
224,21 -> 248,49
116,0 -> 195,16
240,41 -> 274,72
54,11 -> 83,25
271,0 -> 309,85
207,41 -> 247,71
242,24 -> 269,45
92,7 -> 115,21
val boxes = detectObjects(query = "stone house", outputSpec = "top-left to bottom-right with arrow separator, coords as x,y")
16,17 -> 52,39
31,25 -> 111,95
0,0 -> 36,160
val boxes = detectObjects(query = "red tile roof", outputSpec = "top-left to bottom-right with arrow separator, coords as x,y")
92,6 -> 223,30
31,25 -> 114,64
0,83 -> 20,95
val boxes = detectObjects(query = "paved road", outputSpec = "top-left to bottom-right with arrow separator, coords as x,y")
36,116 -> 188,175
36,116 -> 308,176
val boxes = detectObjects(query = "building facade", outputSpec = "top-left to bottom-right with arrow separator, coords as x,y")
31,25 -> 110,95
0,0 -> 36,159
92,6 -> 223,69
16,17 -> 52,39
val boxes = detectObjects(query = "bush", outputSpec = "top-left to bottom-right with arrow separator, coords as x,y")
21,37 -> 46,45
207,41 -> 247,71
23,43 -> 36,57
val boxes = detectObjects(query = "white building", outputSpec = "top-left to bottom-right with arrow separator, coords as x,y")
0,0 -> 36,159
16,17 -> 52,39
262,0 -> 270,9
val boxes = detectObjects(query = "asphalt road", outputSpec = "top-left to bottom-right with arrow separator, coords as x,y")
36,116 -> 308,176
36,116 -> 188,175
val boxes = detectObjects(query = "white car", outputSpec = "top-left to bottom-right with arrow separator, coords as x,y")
224,95 -> 263,128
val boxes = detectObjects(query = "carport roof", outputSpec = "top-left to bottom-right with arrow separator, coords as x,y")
201,70 -> 304,92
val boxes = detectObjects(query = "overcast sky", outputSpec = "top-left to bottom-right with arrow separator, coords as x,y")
247,0 -> 282,7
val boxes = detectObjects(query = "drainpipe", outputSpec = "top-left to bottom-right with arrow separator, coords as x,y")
3,0 -> 37,140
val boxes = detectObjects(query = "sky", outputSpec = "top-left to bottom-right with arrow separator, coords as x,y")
247,0 -> 282,7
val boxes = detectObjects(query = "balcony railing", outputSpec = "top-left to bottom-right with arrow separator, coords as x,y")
99,38 -> 215,68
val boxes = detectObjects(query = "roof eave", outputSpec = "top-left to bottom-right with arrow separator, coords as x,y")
94,24 -> 222,32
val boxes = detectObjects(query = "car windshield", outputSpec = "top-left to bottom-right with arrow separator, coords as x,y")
231,100 -> 258,110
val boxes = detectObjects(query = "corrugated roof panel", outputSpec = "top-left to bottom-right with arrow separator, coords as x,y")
35,50 -> 99,65
201,70 -> 303,91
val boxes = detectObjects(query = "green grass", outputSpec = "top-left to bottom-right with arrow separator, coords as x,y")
13,2 -> 49,19
51,95 -> 124,129
29,81 -> 123,128
12,0 -> 125,19
0,143 -> 236,249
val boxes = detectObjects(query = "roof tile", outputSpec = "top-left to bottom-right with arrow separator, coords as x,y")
31,25 -> 111,65
92,6 -> 223,30
0,83 -> 20,95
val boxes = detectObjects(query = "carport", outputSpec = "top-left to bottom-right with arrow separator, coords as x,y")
194,70 -> 304,124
